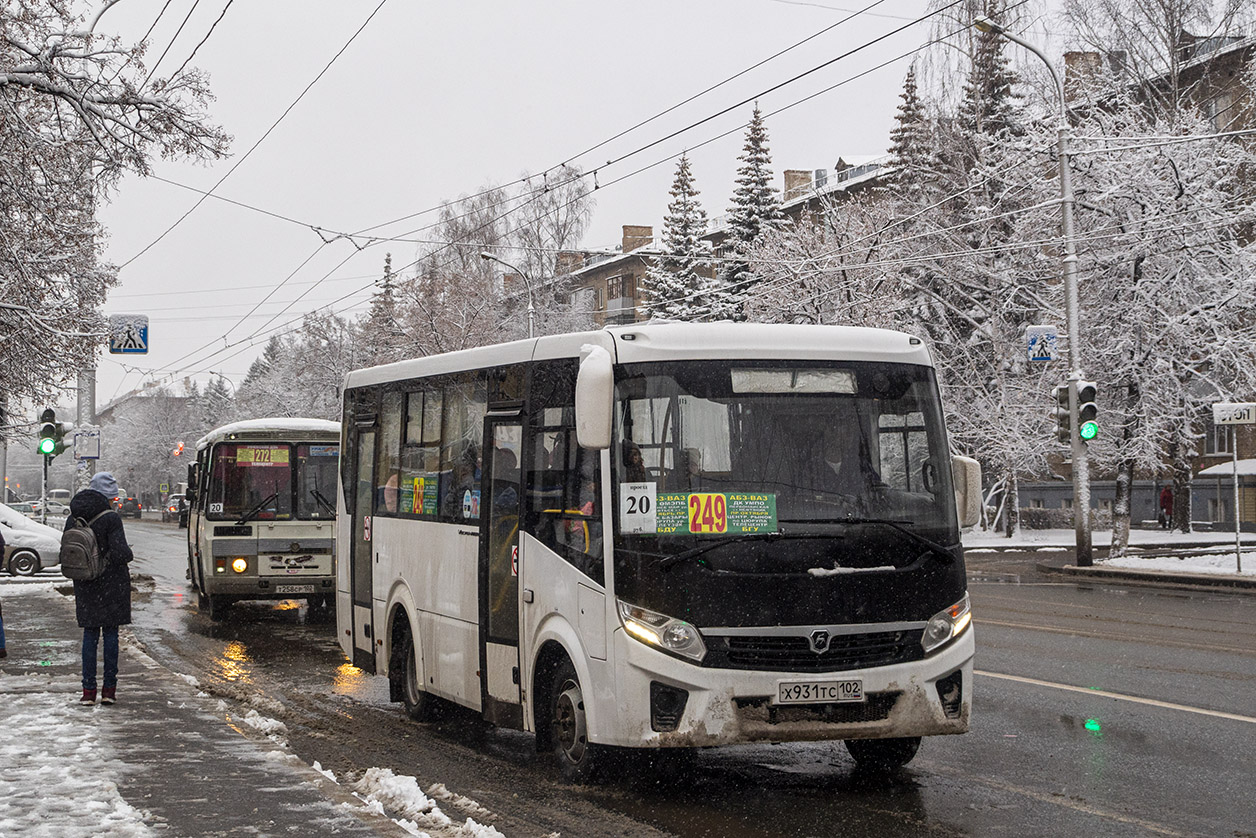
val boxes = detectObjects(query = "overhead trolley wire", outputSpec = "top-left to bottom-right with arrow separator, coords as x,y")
125,0 -> 971,389
118,0 -> 393,271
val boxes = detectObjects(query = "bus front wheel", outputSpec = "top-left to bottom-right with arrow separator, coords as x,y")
198,591 -> 231,622
549,659 -> 605,782
844,736 -> 921,772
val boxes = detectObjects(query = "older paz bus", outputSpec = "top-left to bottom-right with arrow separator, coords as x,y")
337,324 -> 980,778
187,418 -> 341,621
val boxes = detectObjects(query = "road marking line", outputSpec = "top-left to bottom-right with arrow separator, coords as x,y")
976,669 -> 1256,725
974,617 -> 1255,655
917,762 -> 1189,837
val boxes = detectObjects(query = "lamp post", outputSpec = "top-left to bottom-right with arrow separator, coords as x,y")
479,252 -> 536,339
974,16 -> 1093,565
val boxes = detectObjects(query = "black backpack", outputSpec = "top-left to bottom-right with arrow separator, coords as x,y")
60,510 -> 111,581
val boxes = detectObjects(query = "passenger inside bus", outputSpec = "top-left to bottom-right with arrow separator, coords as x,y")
441,444 -> 480,519
621,440 -> 647,482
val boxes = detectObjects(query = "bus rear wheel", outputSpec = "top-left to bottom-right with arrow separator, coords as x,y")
844,736 -> 921,772
398,632 -> 437,722
549,659 -> 605,782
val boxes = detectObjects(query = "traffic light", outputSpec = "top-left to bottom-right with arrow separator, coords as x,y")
37,409 -> 65,457
1077,381 -> 1098,442
1054,384 -> 1071,444
172,441 -> 185,457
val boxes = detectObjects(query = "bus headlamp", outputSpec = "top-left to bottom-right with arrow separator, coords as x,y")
231,557 -> 249,574
921,593 -> 971,654
617,600 -> 706,663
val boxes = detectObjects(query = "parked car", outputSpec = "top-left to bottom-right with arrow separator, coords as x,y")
7,501 -> 40,520
162,494 -> 185,523
119,496 -> 142,518
30,500 -> 70,518
0,502 -> 63,576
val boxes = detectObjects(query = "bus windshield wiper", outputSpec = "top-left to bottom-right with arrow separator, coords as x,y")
802,516 -> 956,564
236,492 -> 279,525
658,531 -> 819,571
311,488 -> 335,516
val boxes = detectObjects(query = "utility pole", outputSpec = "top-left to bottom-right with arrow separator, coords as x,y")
77,367 -> 97,492
975,16 -> 1093,565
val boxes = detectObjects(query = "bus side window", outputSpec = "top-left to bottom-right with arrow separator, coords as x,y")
375,389 -> 403,516
438,373 -> 488,522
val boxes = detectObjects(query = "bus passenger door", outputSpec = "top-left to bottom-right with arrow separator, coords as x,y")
479,418 -> 523,727
350,428 -> 377,672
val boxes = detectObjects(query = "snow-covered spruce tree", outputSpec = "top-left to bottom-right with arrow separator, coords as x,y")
0,1 -> 229,412
717,105 -> 786,320
364,254 -> 405,367
642,154 -> 717,319
957,0 -> 1023,141
885,66 -> 937,198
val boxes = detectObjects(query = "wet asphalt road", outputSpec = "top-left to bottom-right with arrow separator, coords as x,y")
121,519 -> 1256,837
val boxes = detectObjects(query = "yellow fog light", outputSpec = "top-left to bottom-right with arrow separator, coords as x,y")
231,557 -> 248,574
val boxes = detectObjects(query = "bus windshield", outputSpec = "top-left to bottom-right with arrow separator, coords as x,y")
297,443 -> 340,519
613,359 -> 958,568
207,441 -> 339,522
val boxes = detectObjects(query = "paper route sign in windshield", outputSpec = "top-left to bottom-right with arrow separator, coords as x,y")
620,483 -> 778,535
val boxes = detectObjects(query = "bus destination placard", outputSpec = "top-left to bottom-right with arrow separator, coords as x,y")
236,445 -> 290,466
621,484 -> 777,535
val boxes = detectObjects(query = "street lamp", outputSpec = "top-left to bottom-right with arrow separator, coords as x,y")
479,252 -> 536,338
974,16 -> 1093,565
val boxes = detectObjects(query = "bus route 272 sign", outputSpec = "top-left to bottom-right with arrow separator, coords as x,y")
109,314 -> 149,354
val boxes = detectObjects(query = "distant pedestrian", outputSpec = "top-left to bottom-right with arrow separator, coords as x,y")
1159,486 -> 1173,530
0,526 -> 7,659
67,472 -> 134,706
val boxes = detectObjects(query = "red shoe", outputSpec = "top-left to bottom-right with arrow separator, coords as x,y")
80,689 -> 97,705
101,688 -> 116,705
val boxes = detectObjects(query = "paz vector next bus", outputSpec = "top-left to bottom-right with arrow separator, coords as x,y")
336,323 -> 980,779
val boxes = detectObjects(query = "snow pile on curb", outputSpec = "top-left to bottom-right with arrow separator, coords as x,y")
351,768 -> 504,837
1101,551 -> 1256,576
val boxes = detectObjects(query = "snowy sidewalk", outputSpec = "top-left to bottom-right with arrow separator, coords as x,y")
0,583 -> 502,838
964,527 -> 1256,586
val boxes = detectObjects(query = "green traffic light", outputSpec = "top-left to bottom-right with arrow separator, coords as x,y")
38,437 -> 56,455
1079,421 -> 1098,441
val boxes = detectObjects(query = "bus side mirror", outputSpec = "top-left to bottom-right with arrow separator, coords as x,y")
185,463 -> 198,503
951,456 -> 981,529
575,343 -> 613,450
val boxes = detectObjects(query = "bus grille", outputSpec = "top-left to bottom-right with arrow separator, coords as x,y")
706,630 -> 924,672
735,692 -> 901,725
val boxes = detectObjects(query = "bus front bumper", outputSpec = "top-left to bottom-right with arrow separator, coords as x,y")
602,626 -> 974,749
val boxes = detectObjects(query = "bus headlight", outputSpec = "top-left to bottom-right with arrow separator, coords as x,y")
231,557 -> 249,574
617,600 -> 706,663
921,593 -> 972,654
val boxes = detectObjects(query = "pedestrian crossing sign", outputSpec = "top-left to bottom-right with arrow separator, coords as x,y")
109,314 -> 149,354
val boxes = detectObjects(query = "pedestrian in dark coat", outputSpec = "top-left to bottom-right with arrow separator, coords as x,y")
67,471 -> 134,706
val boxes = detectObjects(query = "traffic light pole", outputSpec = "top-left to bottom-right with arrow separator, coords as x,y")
976,17 -> 1093,566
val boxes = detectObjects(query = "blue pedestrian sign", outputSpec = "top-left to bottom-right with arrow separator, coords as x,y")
109,314 -> 149,354
1026,325 -> 1058,362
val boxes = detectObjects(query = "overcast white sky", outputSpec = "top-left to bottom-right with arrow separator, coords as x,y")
92,0 -> 1054,407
